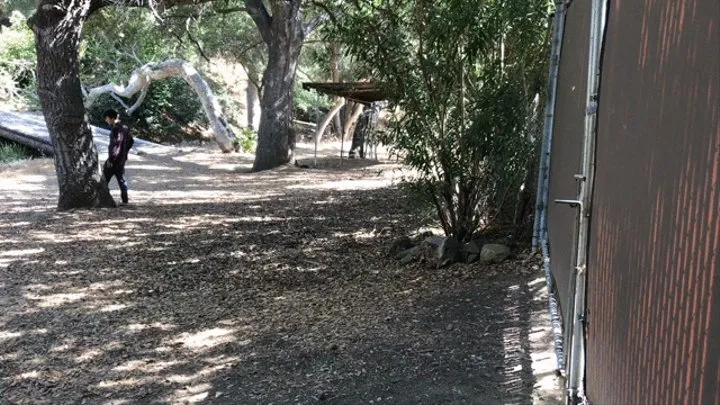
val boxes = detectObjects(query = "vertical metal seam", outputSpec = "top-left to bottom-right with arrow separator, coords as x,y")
534,0 -> 569,372
567,0 -> 609,402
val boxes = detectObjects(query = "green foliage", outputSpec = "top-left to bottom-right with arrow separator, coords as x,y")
332,0 -> 551,242
0,11 -> 33,61
293,44 -> 334,117
294,82 -> 332,118
0,1 -> 339,145
168,3 -> 266,81
86,78 -> 205,143
0,0 -> 34,17
0,140 -> 32,164
232,126 -> 257,153
0,10 -> 38,109
81,9 -> 210,142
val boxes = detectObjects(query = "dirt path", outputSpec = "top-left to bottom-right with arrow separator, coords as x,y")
0,146 -> 562,404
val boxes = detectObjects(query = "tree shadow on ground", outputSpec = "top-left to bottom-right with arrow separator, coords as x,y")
0,156 -> 555,404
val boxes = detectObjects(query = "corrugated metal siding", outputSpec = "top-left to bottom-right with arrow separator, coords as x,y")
547,0 -> 592,321
586,0 -> 720,403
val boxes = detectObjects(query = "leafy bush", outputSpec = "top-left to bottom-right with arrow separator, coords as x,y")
0,140 -> 33,164
333,0 -> 550,242
128,78 -> 206,142
232,126 -> 257,153
86,78 -> 206,144
0,10 -> 39,109
293,81 -> 332,122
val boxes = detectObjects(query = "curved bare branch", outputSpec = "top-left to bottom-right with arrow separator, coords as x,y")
84,58 -> 236,152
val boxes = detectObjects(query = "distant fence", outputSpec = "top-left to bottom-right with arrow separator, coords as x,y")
541,0 -> 720,403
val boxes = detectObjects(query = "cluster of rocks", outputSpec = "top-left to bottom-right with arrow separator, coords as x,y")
389,234 -> 511,267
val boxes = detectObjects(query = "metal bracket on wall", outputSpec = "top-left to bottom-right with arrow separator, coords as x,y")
554,199 -> 583,209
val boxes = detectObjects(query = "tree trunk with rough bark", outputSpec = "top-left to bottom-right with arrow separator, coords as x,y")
245,0 -> 309,172
253,40 -> 302,171
29,0 -> 116,210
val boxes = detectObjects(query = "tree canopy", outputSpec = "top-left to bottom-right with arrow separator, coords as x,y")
329,0 -> 552,241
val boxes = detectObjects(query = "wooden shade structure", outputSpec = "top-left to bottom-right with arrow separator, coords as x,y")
301,82 -> 385,105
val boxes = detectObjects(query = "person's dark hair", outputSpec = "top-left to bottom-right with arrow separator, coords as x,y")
104,109 -> 118,120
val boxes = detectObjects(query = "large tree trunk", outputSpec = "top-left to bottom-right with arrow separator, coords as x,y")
246,0 -> 305,172
253,40 -> 303,171
29,0 -> 115,210
0,7 -> 10,29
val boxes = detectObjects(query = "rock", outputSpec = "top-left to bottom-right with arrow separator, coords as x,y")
480,244 -> 511,264
389,236 -> 414,259
423,235 -> 446,247
411,231 -> 434,244
399,246 -> 423,264
464,240 -> 481,254
462,240 -> 482,263
436,237 -> 460,267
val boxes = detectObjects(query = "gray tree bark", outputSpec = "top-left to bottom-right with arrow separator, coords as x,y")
254,40 -> 303,170
245,0 -> 307,172
29,0 -> 116,210
0,7 -> 10,30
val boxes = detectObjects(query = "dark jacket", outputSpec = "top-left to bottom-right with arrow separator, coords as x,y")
108,122 -> 132,166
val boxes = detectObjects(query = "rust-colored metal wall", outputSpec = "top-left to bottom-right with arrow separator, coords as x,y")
547,0 -> 591,320
586,0 -> 720,403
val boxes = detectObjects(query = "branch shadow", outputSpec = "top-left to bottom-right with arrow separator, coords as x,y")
0,152 -> 555,404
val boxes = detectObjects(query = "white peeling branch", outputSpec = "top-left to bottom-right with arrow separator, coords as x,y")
84,58 -> 235,152
110,92 -> 132,110
127,86 -> 148,113
343,102 -> 365,141
313,98 -> 345,166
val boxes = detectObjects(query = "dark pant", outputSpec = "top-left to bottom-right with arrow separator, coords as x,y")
103,161 -> 128,203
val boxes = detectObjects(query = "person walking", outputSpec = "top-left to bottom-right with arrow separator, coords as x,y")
102,109 -> 133,205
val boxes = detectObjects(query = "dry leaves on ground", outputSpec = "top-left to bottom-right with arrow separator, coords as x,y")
0,148 -> 560,404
